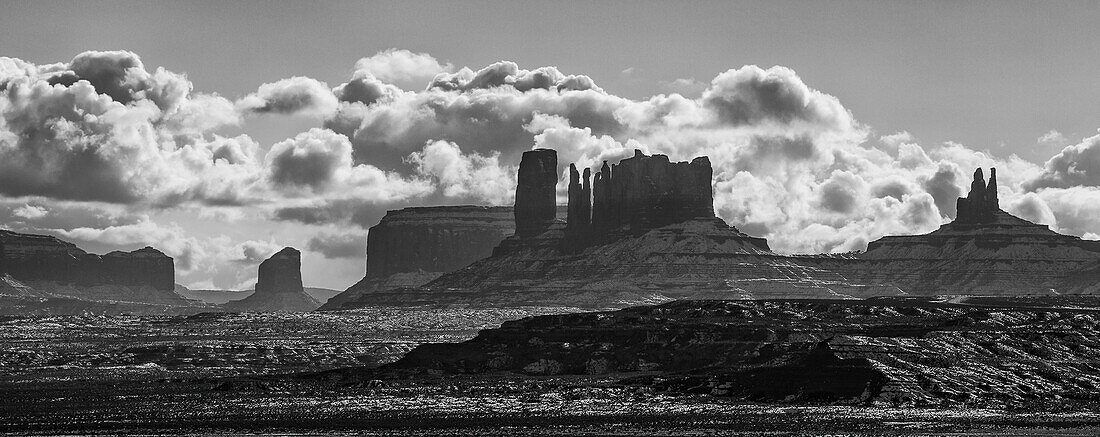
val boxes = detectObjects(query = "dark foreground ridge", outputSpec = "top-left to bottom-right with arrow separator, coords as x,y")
387,297 -> 1100,409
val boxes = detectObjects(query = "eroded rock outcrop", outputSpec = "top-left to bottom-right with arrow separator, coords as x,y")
514,149 -> 558,239
226,247 -> 319,312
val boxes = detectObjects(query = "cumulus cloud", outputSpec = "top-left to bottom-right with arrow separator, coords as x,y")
237,76 -> 338,116
1024,133 -> 1100,190
12,204 -> 48,220
235,240 -> 282,264
353,49 -> 451,89
307,231 -> 366,259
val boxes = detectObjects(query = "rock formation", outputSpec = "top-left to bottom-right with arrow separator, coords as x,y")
0,229 -> 204,315
590,150 -> 714,235
815,167 -> 1100,295
388,298 -> 1100,408
514,148 -> 558,239
353,149 -> 896,307
225,247 -> 320,312
320,205 -> 519,310
564,164 -> 593,249
955,167 -> 999,224
0,230 -> 175,291
364,206 -> 516,279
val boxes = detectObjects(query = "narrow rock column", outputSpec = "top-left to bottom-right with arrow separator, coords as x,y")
514,149 -> 558,238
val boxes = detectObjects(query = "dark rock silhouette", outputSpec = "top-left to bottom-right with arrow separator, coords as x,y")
322,206 -> 516,310
256,247 -> 304,295
0,229 -> 174,291
814,167 -> 1100,295
364,206 -> 515,279
955,167 -> 999,224
226,247 -> 319,312
387,298 -> 1100,408
591,150 -> 714,235
514,149 -> 558,239
564,164 -> 593,249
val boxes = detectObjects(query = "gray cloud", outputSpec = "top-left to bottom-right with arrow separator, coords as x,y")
1023,134 -> 1100,191
921,163 -> 963,218
237,76 -> 338,116
307,232 -> 366,259
702,65 -> 852,129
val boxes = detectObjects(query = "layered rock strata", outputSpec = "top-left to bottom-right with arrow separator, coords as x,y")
514,148 -> 558,239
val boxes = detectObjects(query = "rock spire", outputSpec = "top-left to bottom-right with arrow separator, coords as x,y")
954,167 -> 1000,224
514,149 -> 558,238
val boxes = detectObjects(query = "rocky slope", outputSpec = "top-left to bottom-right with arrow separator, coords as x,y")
390,297 -> 1100,409
402,218 -> 898,307
224,247 -> 320,312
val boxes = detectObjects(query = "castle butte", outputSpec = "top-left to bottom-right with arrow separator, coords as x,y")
341,149 -> 1100,308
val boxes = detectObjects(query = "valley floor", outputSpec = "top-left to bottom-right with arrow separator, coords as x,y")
2,298 -> 1100,434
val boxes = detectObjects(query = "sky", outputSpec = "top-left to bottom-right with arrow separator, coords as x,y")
2,0 -> 1100,290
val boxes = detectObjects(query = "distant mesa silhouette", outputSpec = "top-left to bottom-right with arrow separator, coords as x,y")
225,247 -> 320,312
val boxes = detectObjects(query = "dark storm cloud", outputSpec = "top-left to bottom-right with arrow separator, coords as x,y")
307,232 -> 366,259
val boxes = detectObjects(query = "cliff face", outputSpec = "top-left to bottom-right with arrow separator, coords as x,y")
365,206 -> 516,279
591,150 -> 714,235
0,230 -> 174,291
226,247 -> 319,312
321,205 -> 520,310
514,149 -> 558,239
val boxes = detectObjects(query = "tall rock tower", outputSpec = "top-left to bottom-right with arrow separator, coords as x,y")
514,149 -> 558,238
954,168 -> 1000,224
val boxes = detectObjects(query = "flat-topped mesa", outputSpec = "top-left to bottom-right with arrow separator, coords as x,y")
255,247 -> 303,295
0,230 -> 175,291
589,150 -> 715,235
955,167 -> 999,224
514,149 -> 558,238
